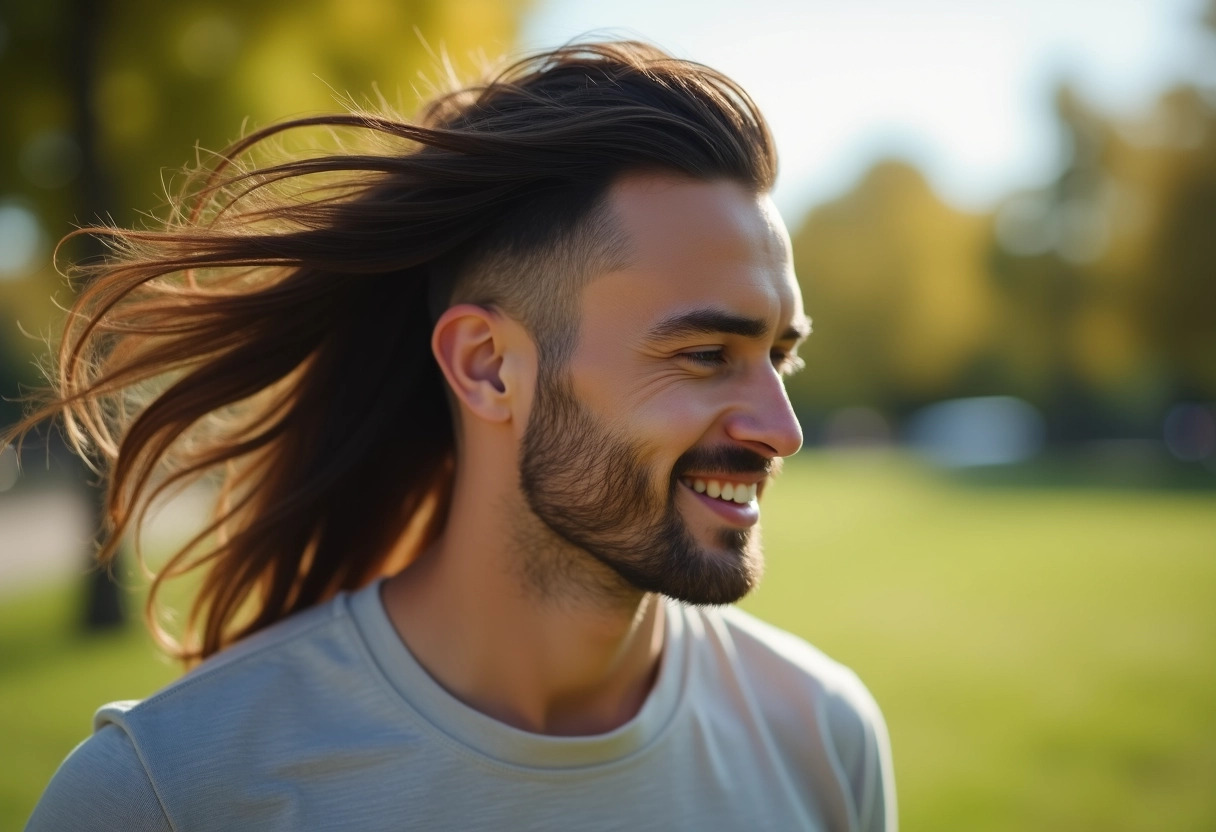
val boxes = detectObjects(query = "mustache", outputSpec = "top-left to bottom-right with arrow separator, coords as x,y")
672,446 -> 778,480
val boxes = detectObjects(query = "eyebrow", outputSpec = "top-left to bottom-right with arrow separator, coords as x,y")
645,309 -> 812,344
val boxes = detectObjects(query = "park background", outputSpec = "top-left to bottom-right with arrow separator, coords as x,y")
1,0 -> 1214,829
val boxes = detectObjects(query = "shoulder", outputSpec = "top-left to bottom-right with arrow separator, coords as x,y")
713,604 -> 884,728
25,724 -> 171,831
106,590 -> 387,757
684,602 -> 881,721
678,603 -> 897,831
31,589 -> 392,830
121,592 -> 355,714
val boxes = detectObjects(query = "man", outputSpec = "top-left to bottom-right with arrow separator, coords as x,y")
21,41 -> 895,830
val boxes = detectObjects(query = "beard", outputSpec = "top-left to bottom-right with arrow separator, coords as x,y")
517,368 -> 772,606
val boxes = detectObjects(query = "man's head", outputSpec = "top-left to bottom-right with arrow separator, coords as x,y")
432,171 -> 806,608
407,42 -> 806,606
18,40 -> 801,659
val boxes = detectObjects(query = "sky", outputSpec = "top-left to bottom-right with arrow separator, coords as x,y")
521,0 -> 1212,222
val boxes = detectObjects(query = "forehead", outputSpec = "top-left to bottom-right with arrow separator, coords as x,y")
578,174 -> 802,336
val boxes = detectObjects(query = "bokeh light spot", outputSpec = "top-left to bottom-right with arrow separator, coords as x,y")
1163,403 -> 1216,462
0,201 -> 46,280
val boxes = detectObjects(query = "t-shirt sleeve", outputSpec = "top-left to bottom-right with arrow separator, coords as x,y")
856,691 -> 896,832
24,724 -> 173,832
822,671 -> 897,832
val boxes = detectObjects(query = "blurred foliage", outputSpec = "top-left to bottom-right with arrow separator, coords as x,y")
0,0 -> 526,423
788,160 -> 993,410
789,4 -> 1216,442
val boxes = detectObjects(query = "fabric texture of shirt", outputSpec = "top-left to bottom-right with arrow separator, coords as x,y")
26,580 -> 896,831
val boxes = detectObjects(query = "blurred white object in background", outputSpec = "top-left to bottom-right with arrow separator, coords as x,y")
0,488 -> 91,596
906,395 -> 1045,467
0,479 -> 212,598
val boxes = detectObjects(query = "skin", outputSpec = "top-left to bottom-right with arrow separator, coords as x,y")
382,173 -> 808,736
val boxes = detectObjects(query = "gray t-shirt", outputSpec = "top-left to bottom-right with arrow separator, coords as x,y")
27,581 -> 896,831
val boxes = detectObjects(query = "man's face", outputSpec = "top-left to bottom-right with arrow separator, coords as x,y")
519,175 -> 808,606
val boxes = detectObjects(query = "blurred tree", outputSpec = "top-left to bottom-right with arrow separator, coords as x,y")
1140,86 -> 1216,400
0,0 -> 527,628
787,160 -> 994,418
2,0 -> 524,252
987,83 -> 1120,441
991,76 -> 1216,439
788,1 -> 1216,445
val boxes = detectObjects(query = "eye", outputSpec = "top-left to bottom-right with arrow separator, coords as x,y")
771,349 -> 805,377
680,348 -> 727,366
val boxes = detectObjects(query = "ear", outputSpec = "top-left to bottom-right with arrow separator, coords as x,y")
431,304 -> 517,423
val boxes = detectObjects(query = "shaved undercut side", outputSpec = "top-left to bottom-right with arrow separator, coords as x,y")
442,191 -> 633,366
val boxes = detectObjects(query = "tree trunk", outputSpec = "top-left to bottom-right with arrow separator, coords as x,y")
67,0 -> 125,632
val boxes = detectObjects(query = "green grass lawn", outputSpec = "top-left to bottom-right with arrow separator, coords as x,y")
0,582 -> 179,826
2,451 -> 1214,830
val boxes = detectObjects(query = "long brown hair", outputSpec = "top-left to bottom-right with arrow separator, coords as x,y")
3,40 -> 776,663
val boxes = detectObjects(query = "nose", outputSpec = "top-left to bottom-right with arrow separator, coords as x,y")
724,366 -> 804,459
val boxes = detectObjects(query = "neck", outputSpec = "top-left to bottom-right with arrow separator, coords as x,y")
381,467 -> 666,736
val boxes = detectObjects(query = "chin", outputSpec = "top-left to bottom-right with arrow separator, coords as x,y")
657,528 -> 765,607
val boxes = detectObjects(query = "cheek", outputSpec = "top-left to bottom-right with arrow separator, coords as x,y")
567,354 -> 724,450
627,392 -> 721,454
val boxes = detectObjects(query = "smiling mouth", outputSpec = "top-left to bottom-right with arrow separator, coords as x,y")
679,477 -> 758,505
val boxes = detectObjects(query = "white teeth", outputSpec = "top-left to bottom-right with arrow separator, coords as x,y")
687,478 -> 757,505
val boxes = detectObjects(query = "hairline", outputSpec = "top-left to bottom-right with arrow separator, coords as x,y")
447,169 -> 770,370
